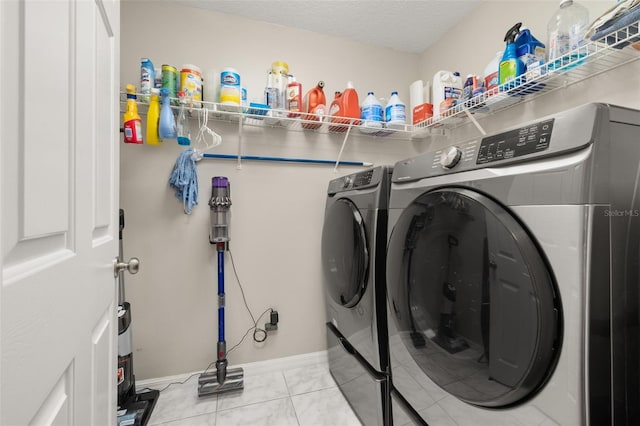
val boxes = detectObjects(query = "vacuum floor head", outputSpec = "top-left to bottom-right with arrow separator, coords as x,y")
198,367 -> 244,397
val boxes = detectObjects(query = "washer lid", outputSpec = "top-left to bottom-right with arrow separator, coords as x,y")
322,198 -> 369,308
386,188 -> 562,407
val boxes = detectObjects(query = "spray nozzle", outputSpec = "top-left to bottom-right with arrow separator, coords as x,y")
504,22 -> 522,44
125,83 -> 137,100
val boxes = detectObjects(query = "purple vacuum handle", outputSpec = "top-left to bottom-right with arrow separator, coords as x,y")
212,176 -> 229,188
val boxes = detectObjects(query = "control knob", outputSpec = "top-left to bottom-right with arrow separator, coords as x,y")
440,146 -> 462,169
343,176 -> 353,188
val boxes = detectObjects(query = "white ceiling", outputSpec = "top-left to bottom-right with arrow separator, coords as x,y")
168,0 -> 482,54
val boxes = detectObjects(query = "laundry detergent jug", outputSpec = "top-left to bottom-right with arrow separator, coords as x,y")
328,81 -> 360,132
302,81 -> 327,130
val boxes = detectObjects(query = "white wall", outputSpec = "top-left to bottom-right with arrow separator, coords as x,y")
120,1 -> 423,380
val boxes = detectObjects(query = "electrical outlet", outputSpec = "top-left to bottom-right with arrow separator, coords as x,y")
265,322 -> 278,331
265,310 -> 279,331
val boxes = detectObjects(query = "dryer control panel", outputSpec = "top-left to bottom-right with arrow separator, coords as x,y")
477,119 -> 554,164
393,116 -> 564,183
327,166 -> 384,195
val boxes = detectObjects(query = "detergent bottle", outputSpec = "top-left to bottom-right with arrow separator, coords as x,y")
145,88 -> 162,145
547,0 -> 589,69
432,71 -> 463,119
499,23 -> 525,88
360,92 -> 383,132
302,81 -> 326,130
123,84 -> 143,144
159,88 -> 177,139
287,74 -> 302,118
329,81 -> 360,132
385,91 -> 406,129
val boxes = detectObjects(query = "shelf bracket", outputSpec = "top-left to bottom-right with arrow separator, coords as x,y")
463,109 -> 487,137
334,121 -> 354,173
237,116 -> 244,170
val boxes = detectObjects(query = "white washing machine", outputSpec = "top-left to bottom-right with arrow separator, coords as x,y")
322,166 -> 392,425
386,103 -> 640,425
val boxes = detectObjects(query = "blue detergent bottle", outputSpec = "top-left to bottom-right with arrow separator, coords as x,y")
516,28 -> 547,94
159,88 -> 177,139
499,22 -> 525,90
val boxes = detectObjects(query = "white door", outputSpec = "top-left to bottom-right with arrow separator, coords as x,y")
1,0 -> 120,425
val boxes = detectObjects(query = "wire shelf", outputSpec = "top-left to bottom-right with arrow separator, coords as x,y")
122,19 -> 640,142
412,19 -> 640,133
121,94 -> 416,140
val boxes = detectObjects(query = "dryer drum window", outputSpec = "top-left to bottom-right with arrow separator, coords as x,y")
322,198 -> 369,308
387,188 -> 562,407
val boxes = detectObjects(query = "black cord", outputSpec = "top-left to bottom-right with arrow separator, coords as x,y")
138,361 -> 216,394
139,250 -> 271,394
227,250 -> 271,352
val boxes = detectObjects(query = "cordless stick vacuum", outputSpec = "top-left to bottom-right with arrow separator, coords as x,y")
198,177 -> 245,397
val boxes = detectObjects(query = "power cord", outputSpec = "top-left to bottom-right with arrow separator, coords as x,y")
227,250 -> 272,353
139,249 -> 273,394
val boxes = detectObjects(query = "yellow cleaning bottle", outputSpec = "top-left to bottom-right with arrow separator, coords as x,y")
146,88 -> 162,145
123,84 -> 143,144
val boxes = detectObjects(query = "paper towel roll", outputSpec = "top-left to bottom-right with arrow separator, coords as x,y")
410,80 -> 424,111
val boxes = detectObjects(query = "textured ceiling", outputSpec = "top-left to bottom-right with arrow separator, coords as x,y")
167,0 -> 482,53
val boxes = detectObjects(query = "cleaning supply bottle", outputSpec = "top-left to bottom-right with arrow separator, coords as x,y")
146,88 -> 162,145
360,92 -> 383,131
385,91 -> 406,129
140,58 -> 154,103
176,91 -> 190,146
329,81 -> 360,132
484,51 -> 503,94
264,70 -> 279,108
286,74 -> 302,118
159,88 -> 177,139
516,28 -> 547,94
547,0 -> 589,69
499,22 -> 525,88
516,28 -> 546,73
123,84 -> 143,144
302,81 -> 326,130
432,71 -> 463,119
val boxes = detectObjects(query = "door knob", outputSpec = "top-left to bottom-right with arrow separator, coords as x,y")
114,257 -> 140,277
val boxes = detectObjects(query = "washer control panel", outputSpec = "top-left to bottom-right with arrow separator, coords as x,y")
395,118 -> 557,183
328,167 -> 381,195
431,140 -> 479,171
439,146 -> 463,169
477,118 -> 554,164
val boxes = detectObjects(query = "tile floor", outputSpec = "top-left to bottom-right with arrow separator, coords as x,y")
146,361 -> 363,426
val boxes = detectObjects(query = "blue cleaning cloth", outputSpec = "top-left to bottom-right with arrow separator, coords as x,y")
590,6 -> 640,49
169,148 -> 199,214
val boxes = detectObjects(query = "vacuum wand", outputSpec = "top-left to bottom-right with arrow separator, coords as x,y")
199,177 -> 244,397
211,177 -> 231,380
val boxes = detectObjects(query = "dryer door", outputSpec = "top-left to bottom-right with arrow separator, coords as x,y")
322,198 -> 369,308
387,188 -> 561,407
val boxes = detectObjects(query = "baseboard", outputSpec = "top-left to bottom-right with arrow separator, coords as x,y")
136,350 -> 328,391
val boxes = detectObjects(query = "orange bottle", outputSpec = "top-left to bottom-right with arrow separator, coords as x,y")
328,81 -> 360,132
302,81 -> 326,130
